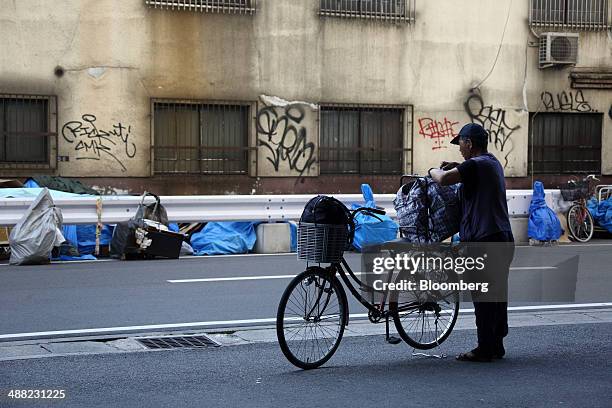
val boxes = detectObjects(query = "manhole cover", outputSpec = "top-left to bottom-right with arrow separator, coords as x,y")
136,335 -> 220,349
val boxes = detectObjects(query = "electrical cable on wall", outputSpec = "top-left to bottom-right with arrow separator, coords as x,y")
472,0 -> 514,91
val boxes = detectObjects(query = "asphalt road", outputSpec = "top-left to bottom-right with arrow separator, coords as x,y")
1,243 -> 611,341
0,322 -> 610,408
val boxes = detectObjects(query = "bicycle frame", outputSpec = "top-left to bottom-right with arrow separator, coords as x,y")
320,258 -> 423,323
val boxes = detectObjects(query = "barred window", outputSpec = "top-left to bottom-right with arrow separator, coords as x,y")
153,101 -> 251,174
319,105 -> 408,175
0,95 -> 57,169
529,113 -> 602,174
319,0 -> 416,23
145,0 -> 256,14
529,0 -> 611,30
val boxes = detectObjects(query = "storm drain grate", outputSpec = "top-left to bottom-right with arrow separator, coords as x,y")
136,335 -> 220,349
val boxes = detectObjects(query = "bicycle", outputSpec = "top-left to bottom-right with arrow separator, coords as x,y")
562,174 -> 599,243
276,191 -> 460,370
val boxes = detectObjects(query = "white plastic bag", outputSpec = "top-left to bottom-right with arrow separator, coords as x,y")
9,188 -> 65,265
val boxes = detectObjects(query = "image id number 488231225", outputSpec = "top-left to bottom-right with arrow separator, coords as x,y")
7,389 -> 66,399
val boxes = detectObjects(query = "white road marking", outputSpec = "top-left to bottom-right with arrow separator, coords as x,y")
0,302 -> 610,340
168,266 -> 556,283
168,275 -> 296,283
509,266 -> 557,270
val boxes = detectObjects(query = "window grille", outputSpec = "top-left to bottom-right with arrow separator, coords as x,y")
319,104 -> 410,175
145,0 -> 256,15
152,100 -> 252,175
529,113 -> 602,174
319,0 -> 416,23
0,94 -> 57,170
529,0 -> 611,30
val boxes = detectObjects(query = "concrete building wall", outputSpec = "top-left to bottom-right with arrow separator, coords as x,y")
1,0 -> 610,193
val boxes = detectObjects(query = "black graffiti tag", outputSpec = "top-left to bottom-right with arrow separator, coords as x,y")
541,90 -> 595,112
464,91 -> 520,169
256,105 -> 316,176
61,114 -> 136,172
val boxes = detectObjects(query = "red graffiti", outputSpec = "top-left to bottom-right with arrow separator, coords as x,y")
418,117 -> 459,150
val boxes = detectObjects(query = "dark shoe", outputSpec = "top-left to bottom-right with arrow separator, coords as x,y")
456,348 -> 493,363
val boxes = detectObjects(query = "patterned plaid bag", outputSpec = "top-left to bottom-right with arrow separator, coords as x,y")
393,177 -> 461,243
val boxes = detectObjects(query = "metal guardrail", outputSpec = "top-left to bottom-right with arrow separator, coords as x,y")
0,191 -> 563,226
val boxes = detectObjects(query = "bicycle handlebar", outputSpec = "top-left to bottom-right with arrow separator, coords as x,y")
350,207 -> 386,224
569,174 -> 600,185
586,174 -> 600,182
400,174 -> 425,186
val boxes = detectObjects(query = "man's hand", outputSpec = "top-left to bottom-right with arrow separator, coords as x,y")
440,161 -> 460,171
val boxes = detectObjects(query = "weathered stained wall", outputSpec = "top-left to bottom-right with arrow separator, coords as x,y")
254,96 -> 319,177
0,0 -> 611,192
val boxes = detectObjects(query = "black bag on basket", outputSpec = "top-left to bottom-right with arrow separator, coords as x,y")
300,195 -> 352,225
298,196 -> 353,263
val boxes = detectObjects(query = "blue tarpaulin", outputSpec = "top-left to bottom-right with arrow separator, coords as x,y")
528,181 -> 563,241
588,197 -> 612,233
289,222 -> 297,252
52,254 -> 97,261
190,222 -> 259,256
72,224 -> 114,255
0,187 -> 83,199
351,184 -> 398,252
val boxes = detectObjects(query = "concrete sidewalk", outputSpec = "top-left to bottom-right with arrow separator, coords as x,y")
1,306 -> 611,362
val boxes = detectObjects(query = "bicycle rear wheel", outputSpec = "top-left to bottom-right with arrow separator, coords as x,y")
389,271 -> 459,350
567,204 -> 594,242
276,267 -> 347,369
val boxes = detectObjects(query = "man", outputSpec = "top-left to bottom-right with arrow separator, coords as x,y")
428,123 -> 514,362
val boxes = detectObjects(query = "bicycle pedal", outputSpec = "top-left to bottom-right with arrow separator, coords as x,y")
386,336 -> 402,345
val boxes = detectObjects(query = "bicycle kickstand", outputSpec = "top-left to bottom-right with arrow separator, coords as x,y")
385,315 -> 402,345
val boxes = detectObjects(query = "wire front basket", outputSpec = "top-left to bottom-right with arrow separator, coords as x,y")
560,181 -> 589,201
297,222 -> 349,263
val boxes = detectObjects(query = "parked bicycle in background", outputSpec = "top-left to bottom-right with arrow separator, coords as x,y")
562,174 -> 599,242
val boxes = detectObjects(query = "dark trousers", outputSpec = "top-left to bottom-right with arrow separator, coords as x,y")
471,231 -> 514,355
473,301 -> 508,355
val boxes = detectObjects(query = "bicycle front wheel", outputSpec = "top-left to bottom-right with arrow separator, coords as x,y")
276,267 -> 347,369
567,204 -> 594,242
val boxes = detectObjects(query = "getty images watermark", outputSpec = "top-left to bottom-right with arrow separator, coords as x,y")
370,251 -> 489,294
360,241 -> 580,303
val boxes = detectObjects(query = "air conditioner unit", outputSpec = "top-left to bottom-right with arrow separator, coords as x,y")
539,32 -> 579,68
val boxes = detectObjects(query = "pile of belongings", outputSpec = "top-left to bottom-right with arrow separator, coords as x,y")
9,188 -> 65,265
110,192 -> 187,259
393,177 -> 461,243
20,177 -> 110,258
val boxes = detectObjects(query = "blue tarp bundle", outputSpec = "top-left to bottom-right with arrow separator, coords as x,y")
587,197 -> 612,233
190,222 -> 259,256
528,181 -> 563,241
351,184 -> 398,252
62,224 -> 114,255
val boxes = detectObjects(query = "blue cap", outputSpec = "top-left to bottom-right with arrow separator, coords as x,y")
450,123 -> 488,146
